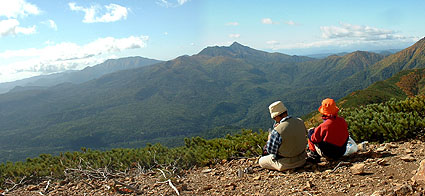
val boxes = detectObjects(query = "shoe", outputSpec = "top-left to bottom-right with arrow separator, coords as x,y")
306,150 -> 321,163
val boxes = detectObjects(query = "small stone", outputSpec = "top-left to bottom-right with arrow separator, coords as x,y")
385,143 -> 397,149
252,175 -> 261,180
27,185 -> 38,191
237,169 -> 244,177
225,182 -> 236,190
351,163 -> 365,175
405,149 -> 413,154
377,159 -> 388,166
393,185 -> 413,195
306,181 -> 314,188
400,154 -> 416,162
412,159 -> 425,185
201,169 -> 212,173
370,190 -> 385,196
244,167 -> 254,174
178,184 -> 188,191
376,147 -> 386,152
201,185 -> 213,191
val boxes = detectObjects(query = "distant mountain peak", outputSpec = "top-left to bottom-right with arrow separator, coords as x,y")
229,41 -> 244,48
197,42 -> 261,58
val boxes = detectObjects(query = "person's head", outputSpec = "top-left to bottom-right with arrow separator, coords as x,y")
269,101 -> 288,123
318,98 -> 339,116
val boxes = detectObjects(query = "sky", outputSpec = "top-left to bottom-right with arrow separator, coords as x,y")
0,0 -> 424,83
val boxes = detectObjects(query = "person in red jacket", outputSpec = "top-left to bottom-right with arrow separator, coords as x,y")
307,98 -> 349,162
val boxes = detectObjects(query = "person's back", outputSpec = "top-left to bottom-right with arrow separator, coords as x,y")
276,117 -> 307,158
259,101 -> 307,171
310,115 -> 348,158
307,98 -> 349,161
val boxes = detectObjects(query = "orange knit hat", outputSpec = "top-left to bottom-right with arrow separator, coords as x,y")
318,98 -> 339,116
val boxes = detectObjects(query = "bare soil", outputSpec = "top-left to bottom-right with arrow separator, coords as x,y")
3,140 -> 425,196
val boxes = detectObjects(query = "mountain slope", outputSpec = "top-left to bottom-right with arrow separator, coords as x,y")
0,56 -> 161,94
370,37 -> 425,81
294,51 -> 385,86
339,68 -> 425,108
1,41 -> 424,162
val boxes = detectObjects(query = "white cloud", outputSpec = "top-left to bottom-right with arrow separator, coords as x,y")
262,18 -> 278,25
164,32 -> 168,35
47,19 -> 57,31
69,2 -> 128,23
320,23 -> 404,41
177,0 -> 189,5
0,0 -> 40,19
266,40 -> 279,45
157,0 -> 190,7
229,34 -> 240,38
0,0 -> 39,38
0,19 -> 36,37
0,35 -> 149,83
268,23 -> 417,50
226,22 -> 239,26
285,20 -> 299,26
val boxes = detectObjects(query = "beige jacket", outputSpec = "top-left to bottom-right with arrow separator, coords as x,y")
275,117 -> 307,160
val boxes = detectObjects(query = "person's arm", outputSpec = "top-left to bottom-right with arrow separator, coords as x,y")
266,130 -> 282,157
309,125 -> 324,144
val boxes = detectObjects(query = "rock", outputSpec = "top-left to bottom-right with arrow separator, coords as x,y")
385,143 -> 397,149
201,185 -> 213,191
27,185 -> 38,191
412,159 -> 425,185
237,169 -> 244,177
393,185 -> 413,195
351,163 -> 365,175
377,159 -> 388,166
400,154 -> 416,162
370,190 -> 385,196
177,184 -> 188,191
306,181 -> 314,188
201,169 -> 212,173
225,182 -> 236,190
405,149 -> 413,154
252,176 -> 261,180
376,147 -> 387,152
244,167 -> 254,174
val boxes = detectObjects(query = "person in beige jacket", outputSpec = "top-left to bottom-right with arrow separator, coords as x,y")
259,101 -> 307,171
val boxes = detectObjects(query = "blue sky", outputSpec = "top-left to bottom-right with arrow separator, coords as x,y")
0,0 -> 424,83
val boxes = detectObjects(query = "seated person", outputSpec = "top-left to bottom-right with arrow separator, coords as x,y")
307,98 -> 349,162
259,101 -> 307,171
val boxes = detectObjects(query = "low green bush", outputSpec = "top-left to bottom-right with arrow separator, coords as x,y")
341,96 -> 425,142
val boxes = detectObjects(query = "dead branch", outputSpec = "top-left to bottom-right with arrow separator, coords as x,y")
43,180 -> 50,193
331,161 -> 351,172
5,176 -> 27,192
157,179 -> 180,196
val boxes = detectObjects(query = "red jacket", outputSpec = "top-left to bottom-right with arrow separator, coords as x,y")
310,115 -> 349,147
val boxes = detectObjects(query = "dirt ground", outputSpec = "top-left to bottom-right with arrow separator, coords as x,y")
3,140 -> 425,196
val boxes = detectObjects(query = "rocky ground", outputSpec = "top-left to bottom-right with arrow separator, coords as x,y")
2,139 -> 425,196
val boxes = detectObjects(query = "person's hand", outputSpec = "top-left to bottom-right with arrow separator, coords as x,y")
274,123 -> 280,128
268,132 -> 271,141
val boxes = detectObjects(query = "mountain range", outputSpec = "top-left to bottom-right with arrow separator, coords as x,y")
0,56 -> 162,94
0,38 -> 424,162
